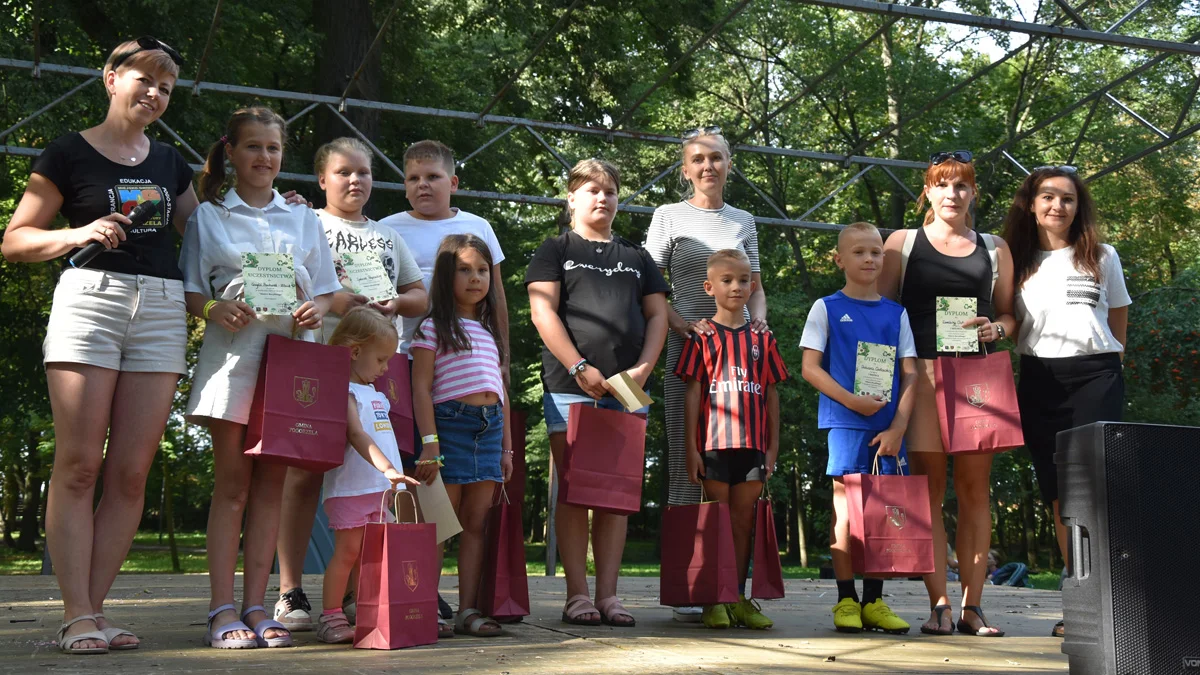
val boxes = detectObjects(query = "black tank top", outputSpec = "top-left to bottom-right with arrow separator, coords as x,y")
901,227 -> 996,359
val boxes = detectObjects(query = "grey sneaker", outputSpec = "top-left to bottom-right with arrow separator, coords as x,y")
274,587 -> 313,632
673,606 -> 703,623
344,600 -> 356,625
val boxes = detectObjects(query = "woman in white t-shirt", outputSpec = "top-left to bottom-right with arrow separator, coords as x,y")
1001,166 -> 1130,638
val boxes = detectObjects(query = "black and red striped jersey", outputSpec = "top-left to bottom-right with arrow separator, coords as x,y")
674,322 -> 789,453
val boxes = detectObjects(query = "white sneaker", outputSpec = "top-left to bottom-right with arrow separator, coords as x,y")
274,588 -> 313,632
673,606 -> 703,623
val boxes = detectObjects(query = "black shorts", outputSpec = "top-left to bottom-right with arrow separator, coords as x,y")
702,449 -> 767,486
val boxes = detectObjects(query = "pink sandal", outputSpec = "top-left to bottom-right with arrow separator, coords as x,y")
561,594 -> 601,626
595,596 -> 636,628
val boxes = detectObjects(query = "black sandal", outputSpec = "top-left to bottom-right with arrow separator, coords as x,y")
1052,620 -> 1065,638
956,605 -> 1005,637
920,604 -> 954,635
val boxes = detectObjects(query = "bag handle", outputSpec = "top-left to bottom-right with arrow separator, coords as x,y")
492,484 -> 510,508
871,452 -> 908,476
377,488 -> 419,524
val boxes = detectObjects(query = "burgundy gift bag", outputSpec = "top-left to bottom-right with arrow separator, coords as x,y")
354,492 -> 439,650
479,486 -> 530,621
372,354 -> 415,456
844,459 -> 935,577
751,492 -> 785,600
557,403 -> 646,516
659,501 -> 740,607
243,334 -> 351,472
933,351 -> 1025,454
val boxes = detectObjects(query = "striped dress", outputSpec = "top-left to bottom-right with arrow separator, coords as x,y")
644,201 -> 761,506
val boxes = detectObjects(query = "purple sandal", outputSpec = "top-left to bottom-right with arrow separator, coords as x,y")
241,605 -> 293,648
203,604 -> 257,649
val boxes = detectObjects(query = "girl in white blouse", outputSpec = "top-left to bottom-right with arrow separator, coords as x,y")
179,107 -> 340,649
1001,166 -> 1130,639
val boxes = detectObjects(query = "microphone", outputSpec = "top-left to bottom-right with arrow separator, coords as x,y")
69,200 -> 161,269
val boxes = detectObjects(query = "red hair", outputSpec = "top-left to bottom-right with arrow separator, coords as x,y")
914,159 -> 978,226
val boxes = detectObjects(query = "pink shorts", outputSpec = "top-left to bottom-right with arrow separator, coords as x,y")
324,491 -> 397,530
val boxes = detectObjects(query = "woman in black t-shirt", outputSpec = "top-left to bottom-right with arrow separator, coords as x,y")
526,159 -> 669,628
1,38 -> 195,654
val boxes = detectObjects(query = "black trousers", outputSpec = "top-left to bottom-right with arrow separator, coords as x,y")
1017,353 -> 1124,504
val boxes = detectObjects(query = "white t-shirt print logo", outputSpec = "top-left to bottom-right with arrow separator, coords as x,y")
1066,275 -> 1101,308
563,260 -> 642,279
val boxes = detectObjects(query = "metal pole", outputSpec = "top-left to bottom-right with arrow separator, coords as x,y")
458,124 -> 518,166
1001,150 -> 1031,175
191,0 -> 224,96
621,161 -> 681,206
1066,97 -> 1102,165
323,103 -> 406,179
546,457 -> 558,577
0,77 -> 96,141
1085,120 -> 1200,183
477,0 -> 582,121
522,125 -> 572,170
796,164 -> 875,222
1172,75 -> 1200,136
154,119 -> 206,163
337,0 -> 404,110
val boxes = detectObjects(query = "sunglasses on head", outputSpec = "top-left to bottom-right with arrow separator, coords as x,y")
110,36 -> 184,71
929,150 -> 973,165
682,125 -> 723,140
1033,164 -> 1077,174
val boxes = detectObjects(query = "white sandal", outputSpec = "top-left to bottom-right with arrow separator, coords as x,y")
94,613 -> 138,650
57,614 -> 109,655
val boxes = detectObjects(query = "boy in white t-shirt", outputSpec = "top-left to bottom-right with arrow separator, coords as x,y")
378,140 -> 509,355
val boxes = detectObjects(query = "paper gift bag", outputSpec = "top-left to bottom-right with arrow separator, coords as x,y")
844,459 -> 935,577
354,492 -> 439,650
506,410 -> 528,502
479,487 -> 530,621
414,472 -> 463,544
751,492 -> 785,600
659,501 -> 740,607
372,354 -> 415,456
557,403 -> 646,516
243,334 -> 351,472
933,352 -> 1025,454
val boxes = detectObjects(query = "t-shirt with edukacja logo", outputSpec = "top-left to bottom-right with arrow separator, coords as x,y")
524,229 -> 670,397
32,132 -> 194,280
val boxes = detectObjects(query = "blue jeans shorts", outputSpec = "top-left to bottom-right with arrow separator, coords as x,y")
826,428 -> 908,476
542,392 -> 649,435
435,400 -> 504,485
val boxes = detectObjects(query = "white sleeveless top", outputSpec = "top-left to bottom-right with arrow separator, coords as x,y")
323,382 -> 407,500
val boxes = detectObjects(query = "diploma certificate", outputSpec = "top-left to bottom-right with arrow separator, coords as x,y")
340,252 -> 398,302
241,252 -> 298,316
853,341 -> 897,402
936,296 -> 979,353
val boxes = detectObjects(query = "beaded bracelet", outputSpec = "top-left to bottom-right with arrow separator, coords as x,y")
415,456 -> 445,467
203,299 -> 218,320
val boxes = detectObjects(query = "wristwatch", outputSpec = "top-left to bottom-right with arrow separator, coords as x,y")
568,359 -> 589,377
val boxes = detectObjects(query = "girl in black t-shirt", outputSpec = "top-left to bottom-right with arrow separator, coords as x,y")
525,159 -> 669,627
1,38 -> 193,654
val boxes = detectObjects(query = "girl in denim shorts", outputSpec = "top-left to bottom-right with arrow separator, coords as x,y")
411,234 -> 511,638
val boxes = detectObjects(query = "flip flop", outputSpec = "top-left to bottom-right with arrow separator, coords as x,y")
57,614 -> 108,655
920,604 -> 954,636
437,618 -> 455,639
561,594 -> 601,626
956,605 -> 1006,637
242,605 -> 293,648
595,596 -> 636,628
203,604 -> 257,649
93,613 -> 138,650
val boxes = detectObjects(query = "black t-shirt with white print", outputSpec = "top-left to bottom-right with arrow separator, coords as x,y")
32,132 -> 194,280
524,230 -> 671,397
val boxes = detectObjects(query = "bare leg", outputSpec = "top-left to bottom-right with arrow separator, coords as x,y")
549,432 -> 597,622
728,481 -> 762,589
205,419 -> 255,642
829,478 -> 854,581
322,527 -> 365,611
909,451 -> 951,633
89,370 -> 178,647
277,467 -> 323,594
954,453 -> 1001,635
591,509 -> 630,624
453,482 -> 499,613
44,364 -> 118,651
240,460 -> 289,639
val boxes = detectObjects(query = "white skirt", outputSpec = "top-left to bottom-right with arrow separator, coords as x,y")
185,314 -> 314,426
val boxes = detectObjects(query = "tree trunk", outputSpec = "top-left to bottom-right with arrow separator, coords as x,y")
312,0 -> 384,153
3,465 -> 18,548
17,432 -> 42,553
1019,467 -> 1036,566
879,25 -> 907,229
784,463 -> 801,563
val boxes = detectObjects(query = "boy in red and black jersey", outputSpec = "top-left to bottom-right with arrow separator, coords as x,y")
674,249 -> 788,630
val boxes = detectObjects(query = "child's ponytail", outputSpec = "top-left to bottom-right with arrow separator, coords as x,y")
197,106 -> 289,205
197,138 -> 228,205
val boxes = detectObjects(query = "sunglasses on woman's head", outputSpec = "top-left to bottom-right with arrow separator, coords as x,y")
929,150 -> 973,165
682,125 -> 723,140
1033,165 -> 1077,174
110,36 -> 184,71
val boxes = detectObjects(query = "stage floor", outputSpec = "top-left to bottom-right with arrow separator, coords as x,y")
0,574 -> 1069,674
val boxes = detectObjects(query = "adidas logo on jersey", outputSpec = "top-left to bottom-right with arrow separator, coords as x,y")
839,314 -> 854,322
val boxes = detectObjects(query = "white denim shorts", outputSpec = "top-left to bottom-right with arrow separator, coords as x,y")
43,267 -> 188,374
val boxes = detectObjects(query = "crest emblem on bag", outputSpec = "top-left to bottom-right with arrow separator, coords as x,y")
752,344 -> 761,361
387,378 -> 399,403
966,383 -> 990,408
402,561 -> 419,591
885,506 -> 906,530
294,377 -> 319,407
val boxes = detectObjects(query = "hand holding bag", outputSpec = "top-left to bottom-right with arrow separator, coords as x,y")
933,349 -> 1024,454
844,456 -> 935,577
557,402 -> 647,516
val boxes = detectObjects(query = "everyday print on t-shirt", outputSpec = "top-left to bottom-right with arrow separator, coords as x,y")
112,180 -> 171,234
1066,275 -> 1101,308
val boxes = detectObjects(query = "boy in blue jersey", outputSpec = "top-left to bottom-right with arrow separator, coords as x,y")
800,222 -> 918,634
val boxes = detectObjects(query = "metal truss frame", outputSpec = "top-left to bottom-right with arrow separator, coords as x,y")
3,0 -> 1200,232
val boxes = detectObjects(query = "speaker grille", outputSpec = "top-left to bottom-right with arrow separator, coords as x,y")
1105,424 -> 1200,675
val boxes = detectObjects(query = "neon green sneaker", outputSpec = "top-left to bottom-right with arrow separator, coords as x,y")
727,595 -> 773,630
832,597 -> 863,633
860,598 -> 910,634
701,604 -> 731,629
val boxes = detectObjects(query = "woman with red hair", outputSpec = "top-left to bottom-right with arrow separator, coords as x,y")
879,151 -> 1016,637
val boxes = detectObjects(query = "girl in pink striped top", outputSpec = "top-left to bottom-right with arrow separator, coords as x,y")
411,233 -> 511,637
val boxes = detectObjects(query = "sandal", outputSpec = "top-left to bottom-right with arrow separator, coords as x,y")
437,618 -> 455,639
956,605 -> 1006,637
561,594 -> 601,626
241,605 -> 293,648
57,614 -> 109,655
595,596 -> 636,628
93,613 -> 138,650
1052,620 -> 1065,638
920,604 -> 954,636
455,608 -> 503,637
203,604 -> 257,649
